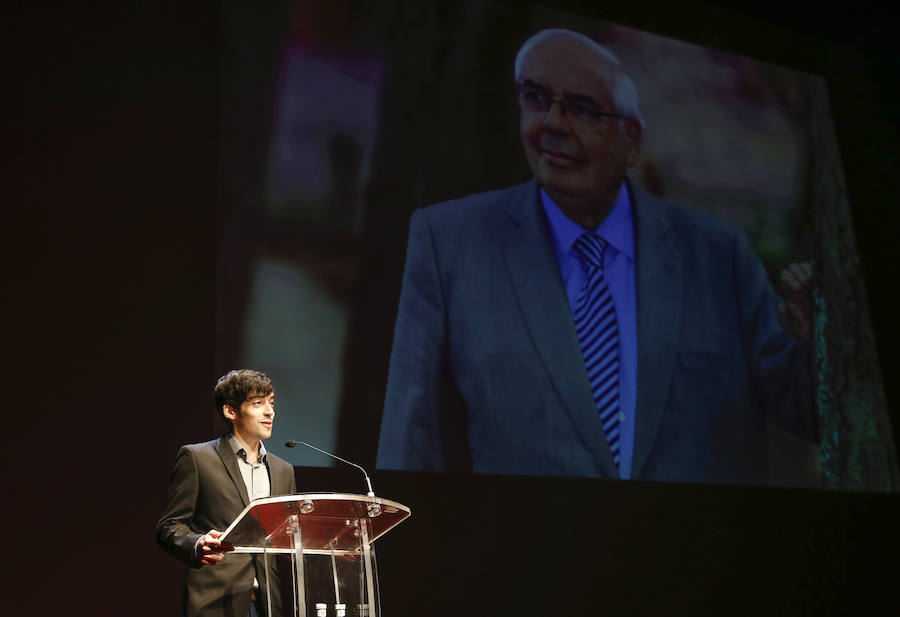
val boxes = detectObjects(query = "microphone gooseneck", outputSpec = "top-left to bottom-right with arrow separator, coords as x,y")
285,439 -> 376,498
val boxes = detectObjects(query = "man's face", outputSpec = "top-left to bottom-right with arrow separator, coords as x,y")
518,36 -> 641,217
226,391 -> 275,444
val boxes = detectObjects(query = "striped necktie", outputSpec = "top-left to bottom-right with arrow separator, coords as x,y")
572,232 -> 620,468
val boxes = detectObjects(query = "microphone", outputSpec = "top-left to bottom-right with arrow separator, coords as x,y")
285,440 -> 380,513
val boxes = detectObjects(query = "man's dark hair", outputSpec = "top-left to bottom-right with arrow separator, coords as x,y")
214,369 -> 274,429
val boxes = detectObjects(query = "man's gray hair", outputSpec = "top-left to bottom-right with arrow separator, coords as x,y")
514,28 -> 644,127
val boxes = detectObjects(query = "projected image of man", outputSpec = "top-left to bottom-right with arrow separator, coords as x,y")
376,29 -> 816,484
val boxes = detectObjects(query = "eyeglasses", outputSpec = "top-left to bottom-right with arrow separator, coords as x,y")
516,83 -> 626,125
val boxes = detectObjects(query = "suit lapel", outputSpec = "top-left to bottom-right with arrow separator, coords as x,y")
215,435 -> 250,507
500,182 -> 620,478
630,184 -> 683,478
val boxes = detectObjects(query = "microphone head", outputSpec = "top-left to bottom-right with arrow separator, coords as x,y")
285,440 -> 296,448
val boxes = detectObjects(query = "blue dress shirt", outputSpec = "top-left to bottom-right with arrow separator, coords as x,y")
541,184 -> 638,479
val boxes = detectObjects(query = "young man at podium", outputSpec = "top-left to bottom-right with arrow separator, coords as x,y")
157,369 -> 297,617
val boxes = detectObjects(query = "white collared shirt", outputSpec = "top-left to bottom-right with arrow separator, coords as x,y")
229,434 -> 271,502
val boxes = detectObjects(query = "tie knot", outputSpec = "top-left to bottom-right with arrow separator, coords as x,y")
573,232 -> 607,270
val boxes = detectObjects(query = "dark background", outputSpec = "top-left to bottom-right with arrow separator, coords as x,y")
10,1 -> 899,615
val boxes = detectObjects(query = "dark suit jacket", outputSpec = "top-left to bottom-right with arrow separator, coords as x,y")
376,180 -> 816,484
156,435 -> 297,617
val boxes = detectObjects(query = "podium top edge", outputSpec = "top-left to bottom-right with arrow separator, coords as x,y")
220,492 -> 412,548
245,492 -> 410,514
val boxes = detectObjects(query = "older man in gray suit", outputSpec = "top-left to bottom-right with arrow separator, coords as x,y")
376,28 -> 816,484
157,369 -> 297,616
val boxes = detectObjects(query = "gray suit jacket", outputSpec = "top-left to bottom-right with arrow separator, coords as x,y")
156,435 -> 297,617
376,180 -> 815,484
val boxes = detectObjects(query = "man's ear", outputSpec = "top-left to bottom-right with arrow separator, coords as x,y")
223,404 -> 237,422
625,119 -> 643,167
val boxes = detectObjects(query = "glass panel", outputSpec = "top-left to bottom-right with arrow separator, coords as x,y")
220,494 -> 406,617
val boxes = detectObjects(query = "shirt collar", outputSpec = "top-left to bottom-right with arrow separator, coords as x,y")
228,433 -> 267,462
541,182 -> 635,264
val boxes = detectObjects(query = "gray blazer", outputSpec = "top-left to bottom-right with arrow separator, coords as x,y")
376,180 -> 815,484
157,436 -> 297,617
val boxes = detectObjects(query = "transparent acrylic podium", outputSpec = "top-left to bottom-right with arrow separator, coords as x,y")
220,493 -> 411,617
